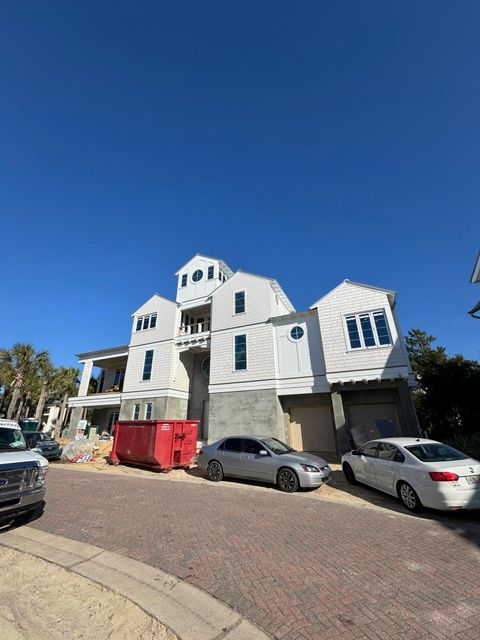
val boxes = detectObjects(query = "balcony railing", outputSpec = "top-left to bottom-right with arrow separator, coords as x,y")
178,320 -> 210,336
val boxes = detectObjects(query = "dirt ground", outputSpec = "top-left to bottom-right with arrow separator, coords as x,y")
0,547 -> 176,640
54,440 -> 398,510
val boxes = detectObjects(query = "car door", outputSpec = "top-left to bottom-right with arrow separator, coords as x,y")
220,438 -> 243,476
355,441 -> 379,486
240,438 -> 275,482
374,443 -> 405,493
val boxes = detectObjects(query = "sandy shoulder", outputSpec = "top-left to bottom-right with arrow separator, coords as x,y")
0,547 -> 176,640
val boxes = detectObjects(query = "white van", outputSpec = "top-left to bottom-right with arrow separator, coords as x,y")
0,419 -> 48,526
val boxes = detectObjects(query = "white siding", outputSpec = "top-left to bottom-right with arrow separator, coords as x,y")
130,295 -> 178,346
274,313 -> 326,378
211,272 -> 275,332
176,256 -> 224,304
209,325 -> 277,387
123,341 -> 174,393
315,282 -> 410,382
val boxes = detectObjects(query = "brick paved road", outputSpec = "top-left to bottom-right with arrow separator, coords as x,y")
29,469 -> 480,640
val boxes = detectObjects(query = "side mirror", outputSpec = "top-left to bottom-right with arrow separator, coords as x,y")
351,449 -> 359,456
259,450 -> 269,456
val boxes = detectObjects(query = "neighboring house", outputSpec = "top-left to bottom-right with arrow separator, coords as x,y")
469,252 -> 480,319
41,401 -> 61,433
66,254 -> 420,454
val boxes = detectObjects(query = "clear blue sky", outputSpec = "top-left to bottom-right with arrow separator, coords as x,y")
1,1 -> 478,366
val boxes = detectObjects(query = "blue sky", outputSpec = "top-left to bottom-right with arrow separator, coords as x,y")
0,1 -> 478,366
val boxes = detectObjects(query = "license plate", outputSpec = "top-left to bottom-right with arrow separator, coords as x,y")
466,475 -> 480,485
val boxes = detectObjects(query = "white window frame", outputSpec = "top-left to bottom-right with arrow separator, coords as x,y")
207,265 -> 215,280
135,313 -> 157,332
343,309 -> 393,351
232,333 -> 248,372
145,402 -> 153,420
233,290 -> 246,315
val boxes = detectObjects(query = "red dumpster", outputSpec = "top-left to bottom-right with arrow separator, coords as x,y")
108,420 -> 199,471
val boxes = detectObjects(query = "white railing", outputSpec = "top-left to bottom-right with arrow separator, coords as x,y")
179,321 -> 210,335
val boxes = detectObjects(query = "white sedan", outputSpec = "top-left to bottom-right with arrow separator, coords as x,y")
341,437 -> 480,512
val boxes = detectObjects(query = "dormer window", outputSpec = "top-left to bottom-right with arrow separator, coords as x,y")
345,310 -> 392,349
181,274 -> 187,287
208,265 -> 214,280
136,313 -> 157,332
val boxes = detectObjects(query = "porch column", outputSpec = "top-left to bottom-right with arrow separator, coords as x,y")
396,381 -> 421,436
331,390 -> 351,455
63,406 -> 83,439
78,359 -> 93,397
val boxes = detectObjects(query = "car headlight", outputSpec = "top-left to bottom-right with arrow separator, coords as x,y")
300,463 -> 320,473
35,466 -> 48,487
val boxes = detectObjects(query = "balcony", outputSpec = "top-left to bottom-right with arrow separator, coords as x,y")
175,321 -> 210,352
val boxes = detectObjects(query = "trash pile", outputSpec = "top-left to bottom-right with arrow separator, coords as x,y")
60,440 -> 95,463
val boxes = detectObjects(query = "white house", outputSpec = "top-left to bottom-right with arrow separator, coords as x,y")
66,254 -> 420,454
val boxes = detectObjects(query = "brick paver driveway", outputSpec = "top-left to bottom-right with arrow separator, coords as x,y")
30,468 -> 480,640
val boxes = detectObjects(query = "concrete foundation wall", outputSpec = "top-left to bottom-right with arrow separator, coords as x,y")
208,389 -> 286,443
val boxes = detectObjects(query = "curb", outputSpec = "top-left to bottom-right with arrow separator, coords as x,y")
0,526 -> 271,640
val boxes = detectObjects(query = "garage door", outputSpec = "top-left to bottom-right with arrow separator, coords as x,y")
289,406 -> 336,452
347,403 -> 400,447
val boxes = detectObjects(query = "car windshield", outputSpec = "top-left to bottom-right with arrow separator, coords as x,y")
0,427 -> 27,451
261,438 -> 296,455
28,433 -> 50,442
405,443 -> 469,463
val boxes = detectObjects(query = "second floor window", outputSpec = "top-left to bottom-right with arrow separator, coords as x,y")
234,291 -> 245,314
142,350 -> 154,380
181,274 -> 187,287
145,402 -> 153,419
136,314 -> 157,331
113,369 -> 125,387
208,265 -> 214,279
345,310 -> 392,350
234,334 -> 247,370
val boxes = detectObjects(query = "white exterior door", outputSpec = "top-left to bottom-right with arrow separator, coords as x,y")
289,406 -> 336,452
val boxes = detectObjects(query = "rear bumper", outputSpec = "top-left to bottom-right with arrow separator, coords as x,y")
0,488 -> 46,522
420,485 -> 480,510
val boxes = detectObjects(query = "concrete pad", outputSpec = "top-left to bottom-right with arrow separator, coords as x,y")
0,526 -> 271,640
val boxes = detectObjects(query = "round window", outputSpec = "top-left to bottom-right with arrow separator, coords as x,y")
290,326 -> 304,340
192,269 -> 203,283
201,355 -> 210,378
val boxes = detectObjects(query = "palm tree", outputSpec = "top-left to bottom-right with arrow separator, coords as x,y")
53,367 -> 81,434
0,344 -> 49,420
34,353 -> 55,422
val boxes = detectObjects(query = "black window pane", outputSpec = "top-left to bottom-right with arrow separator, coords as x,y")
234,334 -> 247,370
113,370 -> 121,386
374,312 -> 390,345
150,314 -> 157,328
136,317 -> 142,331
346,317 -> 361,349
208,266 -> 214,279
224,438 -> 242,452
235,291 -> 245,314
243,439 -> 263,454
181,274 -> 187,287
143,316 -> 150,330
142,350 -> 154,380
360,315 -> 376,347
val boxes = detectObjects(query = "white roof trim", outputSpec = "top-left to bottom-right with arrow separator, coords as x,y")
310,279 -> 396,309
175,254 -> 234,277
209,270 -> 295,313
131,293 -> 176,316
470,252 -> 480,283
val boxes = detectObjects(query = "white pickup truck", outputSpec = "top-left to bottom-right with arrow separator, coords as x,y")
0,419 -> 48,526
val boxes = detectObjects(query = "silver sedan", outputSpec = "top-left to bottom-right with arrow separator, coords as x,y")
198,435 -> 331,493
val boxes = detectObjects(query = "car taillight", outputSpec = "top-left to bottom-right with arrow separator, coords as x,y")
429,471 -> 459,482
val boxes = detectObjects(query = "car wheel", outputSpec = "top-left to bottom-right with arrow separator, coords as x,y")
398,481 -> 423,512
277,468 -> 299,493
207,460 -> 224,482
342,462 -> 358,485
